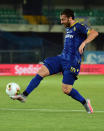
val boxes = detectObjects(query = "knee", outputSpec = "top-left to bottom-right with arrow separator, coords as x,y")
62,84 -> 72,95
38,65 -> 50,77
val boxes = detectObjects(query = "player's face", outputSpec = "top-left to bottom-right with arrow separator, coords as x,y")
60,14 -> 70,27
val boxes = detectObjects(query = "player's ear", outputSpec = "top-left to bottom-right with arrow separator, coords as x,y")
69,17 -> 72,21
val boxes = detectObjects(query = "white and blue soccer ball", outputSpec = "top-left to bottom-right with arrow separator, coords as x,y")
6,82 -> 20,97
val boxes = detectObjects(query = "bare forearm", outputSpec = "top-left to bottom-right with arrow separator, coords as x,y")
83,29 -> 99,45
79,29 -> 98,54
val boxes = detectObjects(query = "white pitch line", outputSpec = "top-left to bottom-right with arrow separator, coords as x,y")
0,108 -> 104,113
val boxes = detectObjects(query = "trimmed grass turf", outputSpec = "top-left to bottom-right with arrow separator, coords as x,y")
0,75 -> 104,131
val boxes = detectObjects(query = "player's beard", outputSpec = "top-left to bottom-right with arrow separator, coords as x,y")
64,22 -> 71,28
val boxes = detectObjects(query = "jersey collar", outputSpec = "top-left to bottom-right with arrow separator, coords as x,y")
70,21 -> 78,27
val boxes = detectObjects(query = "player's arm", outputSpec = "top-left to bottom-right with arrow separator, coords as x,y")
79,29 -> 99,54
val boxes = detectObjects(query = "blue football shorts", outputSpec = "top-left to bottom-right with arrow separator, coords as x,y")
43,56 -> 80,85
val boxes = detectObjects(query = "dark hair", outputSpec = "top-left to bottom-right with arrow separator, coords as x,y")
61,9 -> 74,19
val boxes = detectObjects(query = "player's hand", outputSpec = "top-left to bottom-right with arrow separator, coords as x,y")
79,42 -> 86,54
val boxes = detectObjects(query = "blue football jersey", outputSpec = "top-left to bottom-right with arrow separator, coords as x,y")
60,22 -> 90,65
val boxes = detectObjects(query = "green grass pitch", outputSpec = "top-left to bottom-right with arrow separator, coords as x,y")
0,74 -> 104,131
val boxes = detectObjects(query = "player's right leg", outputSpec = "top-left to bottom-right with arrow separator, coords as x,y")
11,56 -> 62,102
11,65 -> 50,102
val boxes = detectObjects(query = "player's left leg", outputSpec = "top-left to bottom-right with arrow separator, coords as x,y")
62,69 -> 93,113
62,83 -> 86,105
62,83 -> 93,114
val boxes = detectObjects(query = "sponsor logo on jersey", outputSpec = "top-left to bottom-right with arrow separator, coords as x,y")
65,34 -> 74,38
66,31 -> 73,33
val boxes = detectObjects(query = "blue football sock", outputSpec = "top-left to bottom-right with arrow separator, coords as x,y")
68,88 -> 86,105
23,74 -> 43,96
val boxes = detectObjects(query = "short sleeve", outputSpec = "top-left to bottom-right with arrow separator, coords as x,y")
77,23 -> 91,35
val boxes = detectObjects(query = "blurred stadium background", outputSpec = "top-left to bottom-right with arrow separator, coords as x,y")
0,1 -> 104,131
0,0 -> 104,64
0,0 -> 104,75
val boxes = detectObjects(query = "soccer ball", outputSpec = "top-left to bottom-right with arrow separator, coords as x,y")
6,82 -> 20,97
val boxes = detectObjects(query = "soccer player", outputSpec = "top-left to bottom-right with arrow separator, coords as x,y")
11,9 -> 98,113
